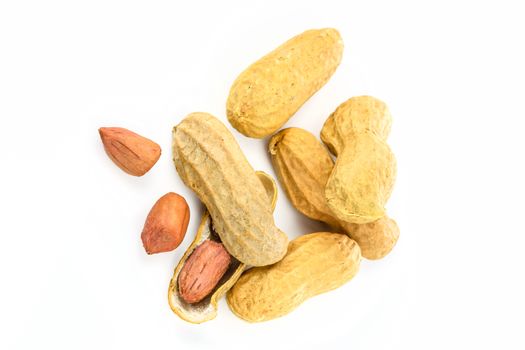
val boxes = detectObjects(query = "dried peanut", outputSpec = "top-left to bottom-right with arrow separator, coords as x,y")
168,171 -> 278,324
226,28 -> 343,138
227,232 -> 361,322
269,127 -> 340,229
172,112 -> 288,266
269,127 -> 399,259
178,240 -> 231,304
326,131 -> 396,224
98,127 -> 161,176
319,96 -> 397,224
141,192 -> 190,254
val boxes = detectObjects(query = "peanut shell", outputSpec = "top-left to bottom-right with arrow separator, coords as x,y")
339,218 -> 399,260
269,127 -> 399,259
325,132 -> 396,224
227,28 -> 343,138
172,112 -> 288,266
269,127 -> 341,229
168,171 -> 277,324
227,232 -> 361,322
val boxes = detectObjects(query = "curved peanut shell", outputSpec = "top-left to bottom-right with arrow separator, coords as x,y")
172,112 -> 288,266
227,28 -> 343,138
321,96 -> 392,156
326,132 -> 397,224
269,128 -> 340,228
168,171 -> 278,324
227,232 -> 361,322
269,127 -> 399,259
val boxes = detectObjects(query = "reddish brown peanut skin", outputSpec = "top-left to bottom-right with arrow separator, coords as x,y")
99,127 -> 161,176
141,192 -> 190,254
178,241 -> 231,304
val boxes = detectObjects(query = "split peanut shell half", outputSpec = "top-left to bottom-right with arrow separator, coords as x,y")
167,171 -> 278,323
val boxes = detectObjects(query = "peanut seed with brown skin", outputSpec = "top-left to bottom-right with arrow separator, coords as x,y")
99,127 -> 161,176
141,192 -> 190,254
178,240 -> 231,304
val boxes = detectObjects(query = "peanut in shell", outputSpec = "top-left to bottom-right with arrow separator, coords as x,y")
227,28 -> 343,138
325,131 -> 396,224
320,96 -> 397,224
269,127 -> 341,228
168,171 -> 278,324
172,112 -> 288,266
227,232 -> 361,323
269,127 -> 399,259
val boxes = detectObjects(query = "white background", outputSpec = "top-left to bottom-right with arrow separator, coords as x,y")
1,0 -> 524,349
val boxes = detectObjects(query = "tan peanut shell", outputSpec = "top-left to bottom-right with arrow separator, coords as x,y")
226,28 -> 343,138
168,171 -> 278,324
269,128 -> 341,229
269,127 -> 399,259
172,112 -> 288,266
227,232 -> 361,322
320,96 -> 396,224
326,131 -> 396,224
320,96 -> 392,156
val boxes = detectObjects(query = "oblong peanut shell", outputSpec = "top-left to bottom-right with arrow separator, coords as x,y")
227,28 -> 343,138
326,132 -> 397,224
269,127 -> 399,259
269,127 -> 341,228
172,112 -> 288,266
227,232 -> 361,322
168,171 -> 277,324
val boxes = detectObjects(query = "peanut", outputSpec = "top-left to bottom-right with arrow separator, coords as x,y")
168,171 -> 278,324
141,192 -> 190,254
326,131 -> 396,224
269,127 -> 399,259
178,240 -> 231,304
98,127 -> 161,176
172,112 -> 288,266
319,96 -> 397,224
226,28 -> 343,138
227,233 -> 361,322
